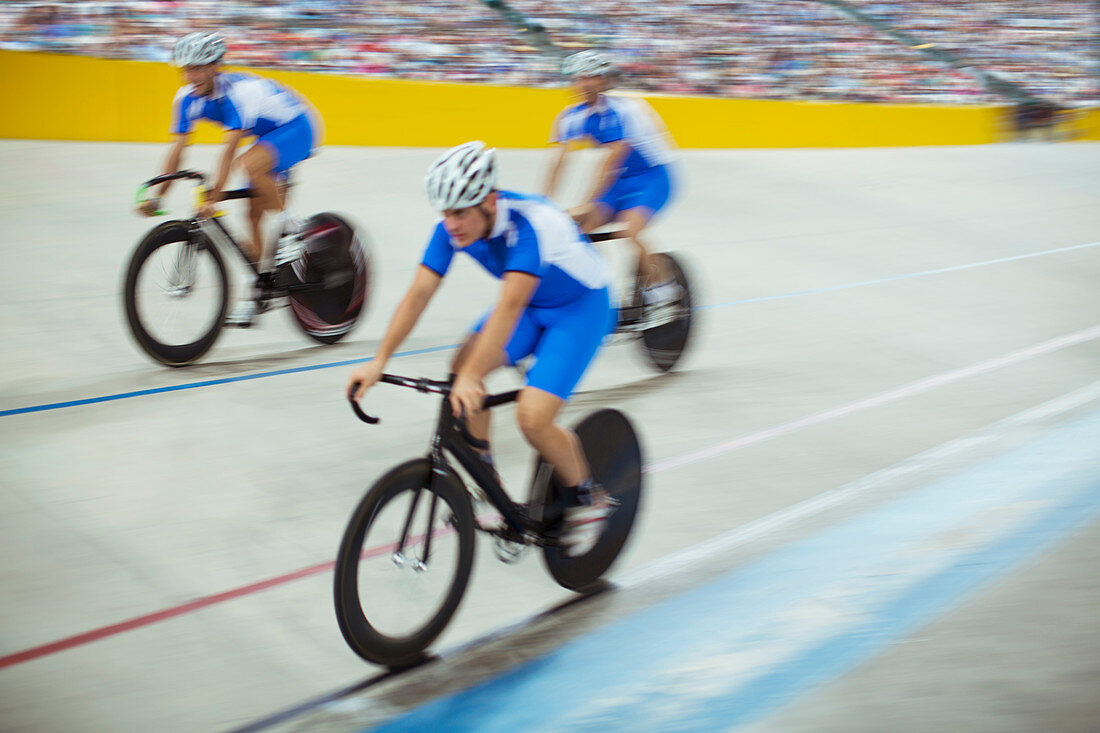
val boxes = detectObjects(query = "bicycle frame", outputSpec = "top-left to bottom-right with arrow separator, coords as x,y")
139,170 -> 282,277
350,375 -> 559,549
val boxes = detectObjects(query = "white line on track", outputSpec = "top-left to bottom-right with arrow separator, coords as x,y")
646,324 -> 1100,474
621,376 -> 1100,588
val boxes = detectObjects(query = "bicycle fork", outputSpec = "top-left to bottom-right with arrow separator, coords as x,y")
391,487 -> 437,573
166,239 -> 199,296
391,433 -> 450,573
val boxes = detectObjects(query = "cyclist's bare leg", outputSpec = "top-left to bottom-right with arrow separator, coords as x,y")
617,206 -> 671,284
569,202 -> 613,234
516,387 -> 589,487
238,145 -> 285,268
243,196 -> 264,267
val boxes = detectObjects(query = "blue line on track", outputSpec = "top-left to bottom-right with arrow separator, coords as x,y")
4,240 -> 1096,418
0,344 -> 459,418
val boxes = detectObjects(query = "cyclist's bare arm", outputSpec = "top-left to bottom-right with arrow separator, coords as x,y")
137,133 -> 189,216
542,142 -> 569,199
209,129 -> 247,198
155,134 -> 189,197
348,265 -> 442,399
460,271 -> 538,382
583,140 -> 629,203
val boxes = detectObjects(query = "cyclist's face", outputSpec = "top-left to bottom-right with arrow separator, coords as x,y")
572,75 -> 603,103
442,194 -> 497,247
183,63 -> 218,96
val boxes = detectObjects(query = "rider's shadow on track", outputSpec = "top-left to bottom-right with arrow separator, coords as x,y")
152,332 -> 407,379
175,339 -> 371,377
567,370 -> 689,408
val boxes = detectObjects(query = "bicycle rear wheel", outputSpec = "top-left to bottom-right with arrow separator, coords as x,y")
537,409 -> 644,591
334,459 -> 475,667
286,213 -> 372,345
637,252 -> 695,372
123,221 -> 228,366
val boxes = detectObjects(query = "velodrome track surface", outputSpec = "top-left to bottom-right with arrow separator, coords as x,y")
1,140 -> 1098,732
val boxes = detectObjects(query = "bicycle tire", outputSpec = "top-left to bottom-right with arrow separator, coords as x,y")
638,252 -> 695,372
287,213 -> 372,345
334,458 -> 475,667
538,409 -> 644,591
122,220 -> 228,367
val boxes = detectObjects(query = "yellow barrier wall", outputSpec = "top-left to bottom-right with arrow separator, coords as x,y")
0,50 -> 1012,147
1073,108 -> 1100,141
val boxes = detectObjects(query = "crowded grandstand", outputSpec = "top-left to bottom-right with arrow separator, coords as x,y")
0,0 -> 1096,106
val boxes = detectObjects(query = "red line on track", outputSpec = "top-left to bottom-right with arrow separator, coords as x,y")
0,528 -> 455,670
0,559 -> 330,669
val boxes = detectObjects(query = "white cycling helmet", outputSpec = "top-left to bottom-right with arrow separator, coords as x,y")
425,141 -> 497,211
562,50 -> 616,78
173,31 -> 226,68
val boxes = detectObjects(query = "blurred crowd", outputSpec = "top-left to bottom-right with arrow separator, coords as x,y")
0,0 -> 559,85
847,0 -> 1098,106
508,0 -> 991,102
0,0 -> 1095,105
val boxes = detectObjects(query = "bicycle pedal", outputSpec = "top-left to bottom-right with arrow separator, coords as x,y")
493,535 -> 528,564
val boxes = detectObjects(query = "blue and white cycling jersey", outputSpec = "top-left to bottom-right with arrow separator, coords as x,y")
420,191 -> 610,309
170,72 -> 312,139
551,93 -> 677,177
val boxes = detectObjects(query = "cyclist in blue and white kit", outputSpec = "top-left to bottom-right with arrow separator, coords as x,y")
347,142 -> 615,555
543,50 -> 680,316
137,32 -> 323,327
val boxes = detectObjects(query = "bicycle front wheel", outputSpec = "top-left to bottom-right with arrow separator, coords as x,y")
334,459 -> 475,667
123,221 -> 228,366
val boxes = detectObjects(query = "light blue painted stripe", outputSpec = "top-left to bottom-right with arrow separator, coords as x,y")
370,409 -> 1100,732
699,240 -> 1100,310
0,344 -> 459,417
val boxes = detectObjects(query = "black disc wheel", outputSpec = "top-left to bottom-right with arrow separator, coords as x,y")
123,220 -> 228,366
286,213 -> 372,345
637,252 -> 695,372
536,409 -> 644,591
334,459 -> 475,667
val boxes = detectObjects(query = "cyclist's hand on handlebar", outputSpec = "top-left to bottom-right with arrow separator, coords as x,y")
197,192 -> 222,219
450,372 -> 486,418
136,197 -> 161,217
347,361 -> 384,402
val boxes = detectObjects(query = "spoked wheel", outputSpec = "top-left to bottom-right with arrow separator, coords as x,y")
123,221 -> 228,366
536,409 -> 644,591
285,212 -> 372,345
636,251 -> 695,372
334,459 -> 476,667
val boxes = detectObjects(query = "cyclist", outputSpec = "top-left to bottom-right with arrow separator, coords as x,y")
347,142 -> 615,556
543,50 -> 680,321
136,31 -> 323,327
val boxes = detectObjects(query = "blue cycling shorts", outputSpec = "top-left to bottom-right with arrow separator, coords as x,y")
473,286 -> 615,400
595,163 -> 674,222
254,113 -> 318,175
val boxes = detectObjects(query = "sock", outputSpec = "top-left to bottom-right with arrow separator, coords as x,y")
569,477 -> 596,506
278,210 -> 303,237
239,271 -> 260,301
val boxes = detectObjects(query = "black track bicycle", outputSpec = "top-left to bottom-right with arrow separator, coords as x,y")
334,374 -> 643,667
124,170 -> 373,366
589,230 -> 695,373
